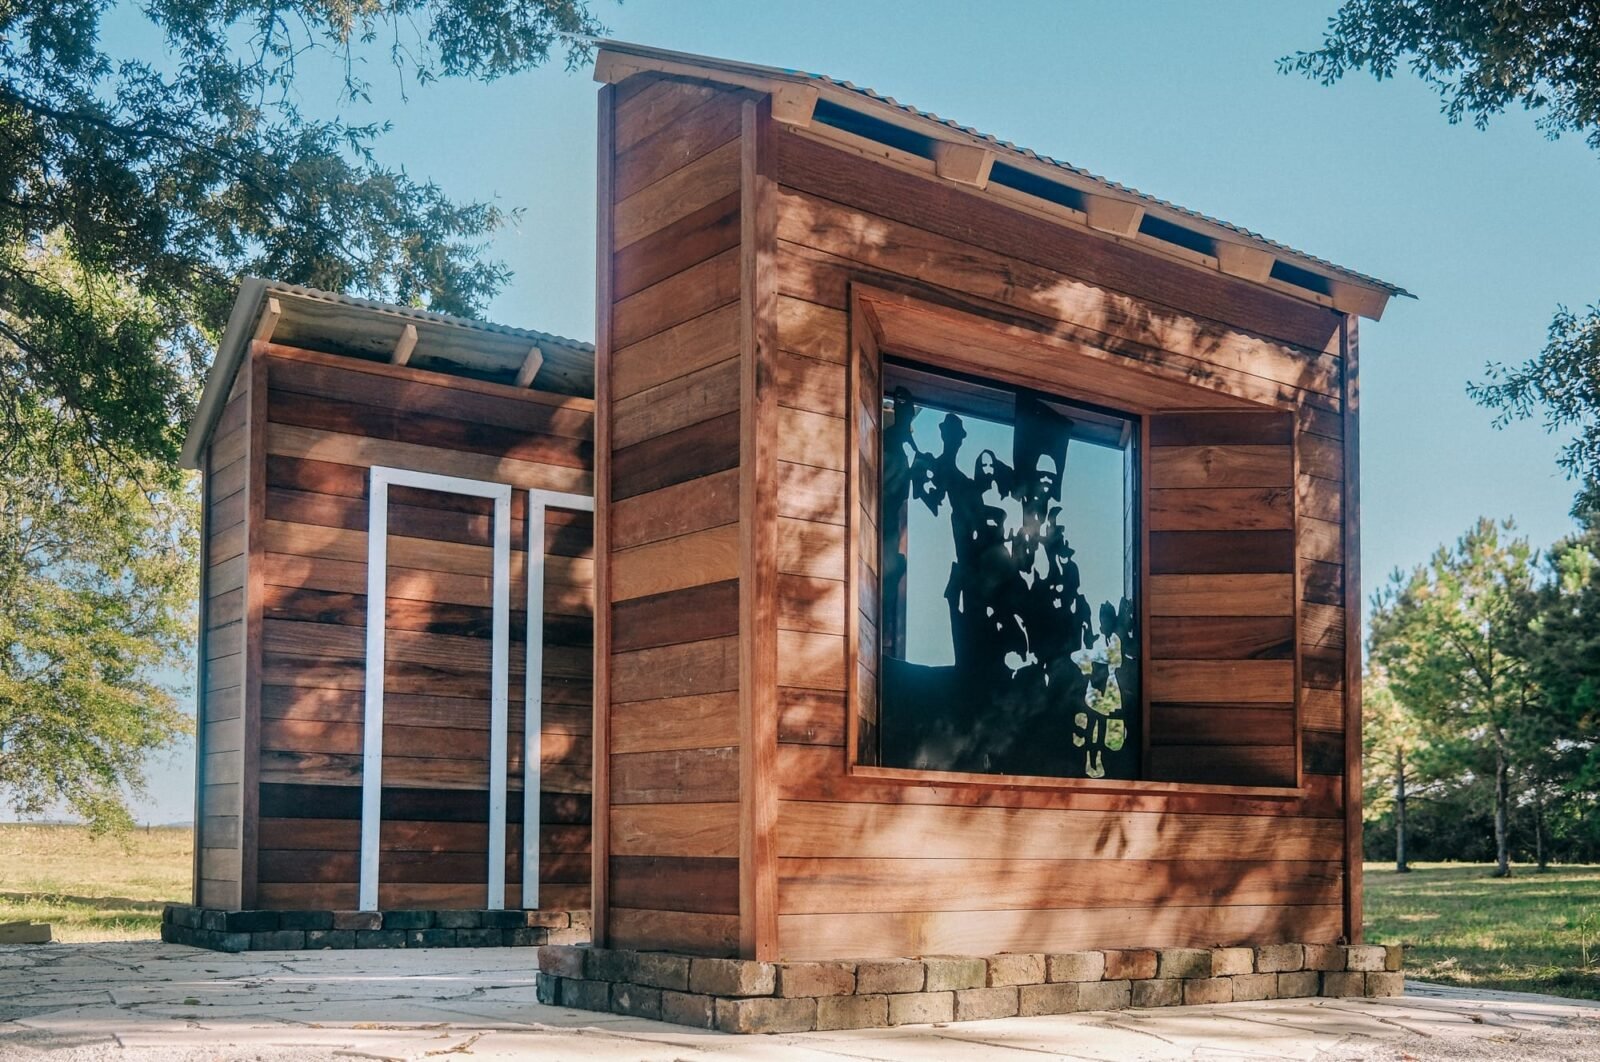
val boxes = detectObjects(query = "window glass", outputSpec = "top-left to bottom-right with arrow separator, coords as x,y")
878,361 -> 1139,779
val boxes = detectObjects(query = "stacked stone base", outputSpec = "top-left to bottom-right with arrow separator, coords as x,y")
161,904 -> 588,952
537,942 -> 1404,1034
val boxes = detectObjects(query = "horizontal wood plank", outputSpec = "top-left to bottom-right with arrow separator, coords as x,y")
609,802 -> 739,858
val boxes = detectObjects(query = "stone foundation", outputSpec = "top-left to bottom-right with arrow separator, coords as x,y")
161,904 -> 588,952
536,942 -> 1404,1034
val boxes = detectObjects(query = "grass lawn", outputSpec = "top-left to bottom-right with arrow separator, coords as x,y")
0,823 -> 190,941
1365,860 -> 1600,1000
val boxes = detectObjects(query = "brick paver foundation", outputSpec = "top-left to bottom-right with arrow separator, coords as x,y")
536,942 -> 1405,1034
161,904 -> 588,952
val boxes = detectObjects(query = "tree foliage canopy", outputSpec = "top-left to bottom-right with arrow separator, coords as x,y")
1286,1 -> 1600,516
1368,518 -> 1541,874
1364,517 -> 1600,868
0,244 -> 196,831
1,0 -> 602,473
0,0 -> 602,828
1283,0 -> 1600,150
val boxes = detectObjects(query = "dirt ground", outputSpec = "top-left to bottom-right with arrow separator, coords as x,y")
1,941 -> 1598,1061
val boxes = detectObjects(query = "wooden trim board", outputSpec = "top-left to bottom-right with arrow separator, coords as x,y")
738,96 -> 780,961
1342,315 -> 1363,943
523,487 -> 597,909
591,82 -> 616,948
360,467 -> 513,911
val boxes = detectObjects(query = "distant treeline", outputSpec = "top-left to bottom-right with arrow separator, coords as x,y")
1364,518 -> 1600,873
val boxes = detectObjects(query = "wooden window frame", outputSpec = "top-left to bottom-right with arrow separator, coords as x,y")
845,284 -> 1306,800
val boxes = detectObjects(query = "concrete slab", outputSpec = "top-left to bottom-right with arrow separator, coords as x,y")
1,942 -> 1598,1061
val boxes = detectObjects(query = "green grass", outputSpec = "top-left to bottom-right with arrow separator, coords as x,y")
0,823 -> 190,941
1364,861 -> 1600,1000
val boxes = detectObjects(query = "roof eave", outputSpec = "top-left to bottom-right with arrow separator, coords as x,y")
179,280 -> 597,470
594,40 -> 1410,319
178,277 -> 267,470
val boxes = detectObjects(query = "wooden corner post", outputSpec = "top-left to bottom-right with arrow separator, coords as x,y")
591,82 -> 616,949
1342,314 -> 1363,943
739,94 -> 780,961
240,347 -> 268,910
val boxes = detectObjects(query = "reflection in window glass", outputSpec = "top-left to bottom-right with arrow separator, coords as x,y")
879,362 -> 1139,779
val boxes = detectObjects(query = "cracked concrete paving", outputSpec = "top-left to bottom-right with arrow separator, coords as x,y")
1,943 -> 1598,1061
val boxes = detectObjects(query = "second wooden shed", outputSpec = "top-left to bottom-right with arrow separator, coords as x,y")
165,281 -> 596,950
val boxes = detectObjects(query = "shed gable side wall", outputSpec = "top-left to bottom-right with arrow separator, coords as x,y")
195,362 -> 254,909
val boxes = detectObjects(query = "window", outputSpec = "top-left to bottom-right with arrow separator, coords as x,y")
876,360 -> 1140,780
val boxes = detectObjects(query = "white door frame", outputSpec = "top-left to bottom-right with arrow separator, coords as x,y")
361,466 -> 513,911
520,488 -> 594,911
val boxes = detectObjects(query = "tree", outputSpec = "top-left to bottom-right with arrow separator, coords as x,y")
1283,1 -> 1600,515
2,0 -> 603,476
0,0 -> 602,828
1516,526 -> 1600,865
1363,668 -> 1427,872
1,242 -> 197,831
1368,518 -> 1541,877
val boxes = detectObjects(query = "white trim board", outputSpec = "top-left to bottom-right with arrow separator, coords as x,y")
521,488 -> 594,911
360,467 -> 513,911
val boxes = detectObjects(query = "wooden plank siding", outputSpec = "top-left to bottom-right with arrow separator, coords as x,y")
762,121 -> 1353,960
598,76 -> 750,957
1145,409 -> 1300,788
209,341 -> 593,911
194,361 -> 253,909
594,80 -> 1361,957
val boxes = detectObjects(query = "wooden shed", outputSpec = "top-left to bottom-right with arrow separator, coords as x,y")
169,280 -> 596,948
586,42 -> 1406,972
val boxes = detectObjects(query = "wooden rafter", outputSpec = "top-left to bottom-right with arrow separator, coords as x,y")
1216,242 -> 1276,284
1084,195 -> 1144,238
770,84 -> 818,128
253,297 -> 282,344
932,141 -> 995,189
515,344 -> 545,388
390,323 -> 418,366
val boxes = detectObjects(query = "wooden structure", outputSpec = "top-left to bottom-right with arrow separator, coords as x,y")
180,280 -> 596,917
589,42 -> 1406,963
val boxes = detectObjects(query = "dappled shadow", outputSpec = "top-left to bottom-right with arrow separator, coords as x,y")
0,891 -> 169,914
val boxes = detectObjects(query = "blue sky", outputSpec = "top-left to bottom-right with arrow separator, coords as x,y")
117,1 -> 1599,821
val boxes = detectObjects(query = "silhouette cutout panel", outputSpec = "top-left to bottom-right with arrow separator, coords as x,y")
877,361 -> 1140,779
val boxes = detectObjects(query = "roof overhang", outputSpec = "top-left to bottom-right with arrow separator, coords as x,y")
179,280 -> 594,469
594,40 -> 1411,321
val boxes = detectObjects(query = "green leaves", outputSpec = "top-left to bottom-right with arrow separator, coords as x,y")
1286,3 -> 1600,519
0,0 -> 603,474
1283,1 -> 1600,151
0,0 -> 602,829
1367,518 -> 1541,870
0,357 -> 197,833
1471,306 -> 1600,519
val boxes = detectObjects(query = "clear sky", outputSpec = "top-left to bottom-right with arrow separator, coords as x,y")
108,1 -> 1599,822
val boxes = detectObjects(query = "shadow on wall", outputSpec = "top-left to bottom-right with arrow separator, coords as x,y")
775,197 -> 1343,955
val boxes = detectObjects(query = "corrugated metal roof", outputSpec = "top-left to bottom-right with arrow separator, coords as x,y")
259,279 -> 594,352
596,40 -> 1412,302
179,278 -> 593,469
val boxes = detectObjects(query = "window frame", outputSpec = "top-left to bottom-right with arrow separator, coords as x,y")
845,284 -> 1306,798
872,356 -> 1143,781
